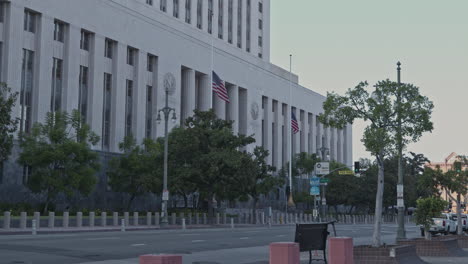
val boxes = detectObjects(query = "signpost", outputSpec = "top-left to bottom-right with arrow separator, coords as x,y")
310,177 -> 321,196
315,162 -> 330,175
320,178 -> 330,183
338,170 -> 354,175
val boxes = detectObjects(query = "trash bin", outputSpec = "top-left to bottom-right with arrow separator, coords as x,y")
294,221 -> 336,264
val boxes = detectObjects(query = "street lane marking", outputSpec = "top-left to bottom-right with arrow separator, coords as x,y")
240,237 -> 250,240
191,240 -> 206,243
86,237 -> 120,241
178,233 -> 201,236
131,244 -> 146,246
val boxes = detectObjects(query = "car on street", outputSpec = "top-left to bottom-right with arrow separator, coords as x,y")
449,213 -> 467,231
420,213 -> 457,236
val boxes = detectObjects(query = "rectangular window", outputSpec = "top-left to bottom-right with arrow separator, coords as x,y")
218,0 -> 223,39
102,73 -> 112,150
259,19 -> 262,30
185,0 -> 191,23
160,0 -> 167,12
51,58 -> 63,112
146,0 -> 153,6
79,66 -> 88,123
173,0 -> 179,18
258,36 -> 262,47
127,47 -> 137,66
53,20 -> 65,43
125,80 -> 133,137
0,2 -> 6,23
104,38 -> 114,59
24,10 -> 36,33
258,53 -> 262,58
146,85 -> 153,139
259,2 -> 263,13
20,49 -> 34,133
228,0 -> 233,43
80,30 -> 91,51
196,0 -> 203,29
147,54 -> 155,72
237,0 -> 242,48
246,0 -> 251,51
208,0 -> 213,34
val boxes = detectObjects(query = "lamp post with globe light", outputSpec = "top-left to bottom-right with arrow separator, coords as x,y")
156,73 -> 177,227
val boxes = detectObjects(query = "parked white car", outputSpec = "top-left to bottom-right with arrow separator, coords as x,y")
420,213 -> 457,236
449,213 -> 467,231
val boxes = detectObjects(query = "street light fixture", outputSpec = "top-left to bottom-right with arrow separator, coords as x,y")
158,73 -> 177,227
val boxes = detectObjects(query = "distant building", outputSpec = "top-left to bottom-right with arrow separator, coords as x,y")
425,152 -> 467,212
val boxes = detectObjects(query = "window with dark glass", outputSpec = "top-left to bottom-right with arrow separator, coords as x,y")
228,0 -> 233,43
259,2 -> 263,13
208,0 -> 213,34
147,54 -> 155,72
104,38 -> 114,59
185,0 -> 191,23
259,19 -> 262,30
146,85 -> 153,139
51,58 -> 63,112
24,10 -> 36,33
258,36 -> 262,47
80,30 -> 91,51
0,2 -> 6,23
20,49 -> 34,133
53,20 -> 65,42
102,73 -> 112,150
146,0 -> 153,6
218,0 -> 223,39
246,0 -> 251,51
160,0 -> 167,12
196,0 -> 203,29
125,80 -> 133,137
79,66 -> 88,123
127,47 -> 136,66
173,0 -> 179,18
237,0 -> 242,48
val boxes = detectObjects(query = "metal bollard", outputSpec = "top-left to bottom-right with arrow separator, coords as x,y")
121,219 -> 126,232
32,219 -> 37,235
230,218 -> 234,229
20,212 -> 27,229
3,211 -> 11,229
63,212 -> 69,228
182,218 -> 186,230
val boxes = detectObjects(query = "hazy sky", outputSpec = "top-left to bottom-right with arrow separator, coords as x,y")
270,0 -> 468,163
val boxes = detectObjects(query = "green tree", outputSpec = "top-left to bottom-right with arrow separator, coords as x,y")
0,83 -> 19,167
108,136 -> 162,210
236,147 -> 284,223
414,197 -> 448,240
417,166 -> 442,198
326,161 -> 362,214
19,111 -> 100,213
165,110 -> 255,217
319,80 -> 433,247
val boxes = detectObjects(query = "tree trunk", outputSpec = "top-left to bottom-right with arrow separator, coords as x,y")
424,227 -> 432,240
207,193 -> 215,221
457,194 -> 462,235
252,197 -> 258,224
183,194 -> 188,209
372,153 -> 385,247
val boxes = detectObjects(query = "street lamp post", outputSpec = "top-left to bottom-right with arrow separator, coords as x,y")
156,85 -> 177,227
396,61 -> 407,240
317,136 -> 330,218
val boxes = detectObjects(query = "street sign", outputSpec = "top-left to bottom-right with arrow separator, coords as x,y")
315,162 -> 330,175
313,209 -> 318,217
320,178 -> 330,183
310,186 -> 320,196
162,189 -> 169,201
338,170 -> 354,175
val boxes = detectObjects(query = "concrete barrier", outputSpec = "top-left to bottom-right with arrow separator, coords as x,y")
124,212 -> 129,227
216,213 -> 220,225
48,212 -> 55,228
113,212 -> 118,226
101,212 -> 107,227
146,212 -> 152,226
139,254 -> 182,264
63,212 -> 69,228
328,237 -> 354,264
77,212 -> 82,227
89,212 -> 95,227
154,212 -> 160,226
269,242 -> 300,264
133,212 -> 139,226
34,212 -> 40,229
3,211 -> 10,229
20,212 -> 27,229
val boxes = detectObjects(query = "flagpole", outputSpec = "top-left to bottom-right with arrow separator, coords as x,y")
210,11 -> 214,110
288,54 -> 294,207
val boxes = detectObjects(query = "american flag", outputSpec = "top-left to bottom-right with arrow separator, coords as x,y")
291,112 -> 299,134
212,71 -> 230,103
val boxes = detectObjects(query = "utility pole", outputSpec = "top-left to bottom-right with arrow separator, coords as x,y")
396,61 -> 406,240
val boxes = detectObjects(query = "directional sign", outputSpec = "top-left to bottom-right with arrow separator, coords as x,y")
310,177 -> 321,195
316,162 -> 330,175
339,170 -> 354,175
320,178 -> 330,183
310,176 -> 320,186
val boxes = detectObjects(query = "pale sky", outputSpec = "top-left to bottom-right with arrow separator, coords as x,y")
270,0 -> 468,163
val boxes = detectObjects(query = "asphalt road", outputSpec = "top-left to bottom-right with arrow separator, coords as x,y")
0,224 -> 422,264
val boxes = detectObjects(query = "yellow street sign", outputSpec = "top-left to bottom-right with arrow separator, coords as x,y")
338,170 -> 354,175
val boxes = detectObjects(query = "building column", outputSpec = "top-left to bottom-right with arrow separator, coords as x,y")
89,35 -> 105,150
64,25 -> 81,115
303,112 -> 309,154
310,114 -> 316,155
272,101 -> 279,169
134,50 -> 147,143
112,42 -> 127,152
337,128 -> 343,164
266,98 -> 274,165
199,73 -> 211,111
202,0 -> 208,32
213,92 -> 226,119
34,15 -> 54,125
228,85 -> 239,134
182,68 -> 196,122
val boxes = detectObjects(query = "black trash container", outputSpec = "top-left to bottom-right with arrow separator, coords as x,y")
294,221 -> 336,264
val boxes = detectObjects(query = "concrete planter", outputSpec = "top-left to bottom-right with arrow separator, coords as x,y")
354,244 -> 426,264
398,238 -> 467,257
431,235 -> 468,248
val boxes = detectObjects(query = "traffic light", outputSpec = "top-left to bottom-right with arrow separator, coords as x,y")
454,162 -> 462,173
354,161 -> 360,173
